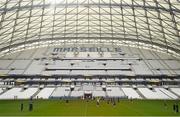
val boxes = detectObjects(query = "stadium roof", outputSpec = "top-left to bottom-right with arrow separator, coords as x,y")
0,0 -> 180,57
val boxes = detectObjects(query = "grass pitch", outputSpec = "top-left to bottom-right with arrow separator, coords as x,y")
0,99 -> 179,116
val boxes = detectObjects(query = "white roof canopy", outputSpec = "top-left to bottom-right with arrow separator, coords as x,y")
0,0 -> 180,57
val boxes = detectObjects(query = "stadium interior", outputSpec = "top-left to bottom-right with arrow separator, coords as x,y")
0,0 -> 180,101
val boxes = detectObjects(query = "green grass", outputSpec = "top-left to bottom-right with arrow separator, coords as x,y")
0,99 -> 179,116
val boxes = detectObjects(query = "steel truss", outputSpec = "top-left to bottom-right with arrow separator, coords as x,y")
0,0 -> 180,57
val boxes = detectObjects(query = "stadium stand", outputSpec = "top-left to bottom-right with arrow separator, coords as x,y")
50,87 -> 70,98
0,0 -> 180,102
170,88 -> 180,97
106,87 -> 126,98
0,87 -> 38,99
138,88 -> 170,99
121,88 -> 142,99
35,87 -> 55,99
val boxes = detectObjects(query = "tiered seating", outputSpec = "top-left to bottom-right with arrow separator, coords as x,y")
83,85 -> 93,91
157,88 -> 178,99
0,85 -> 180,99
50,87 -> 70,98
106,87 -> 125,97
132,61 -> 153,75
170,88 -> 180,96
16,49 -> 35,59
8,70 -> 24,75
0,87 -> 38,99
35,87 -> 55,99
165,60 -> 180,69
24,61 -> 43,75
121,88 -> 141,99
93,91 -> 105,97
73,70 -> 105,75
8,60 -> 31,69
70,91 -> 84,97
17,87 -> 39,99
0,88 -> 3,94
138,88 -> 170,99
0,70 -> 9,74
0,60 -> 13,69
32,48 -> 46,58
0,88 -> 22,99
78,52 -> 100,58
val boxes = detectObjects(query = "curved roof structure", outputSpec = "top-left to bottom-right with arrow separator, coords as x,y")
0,0 -> 180,57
